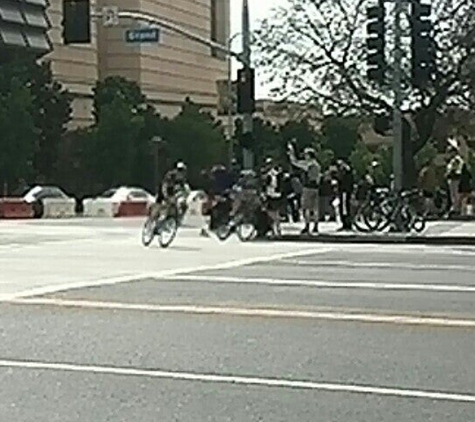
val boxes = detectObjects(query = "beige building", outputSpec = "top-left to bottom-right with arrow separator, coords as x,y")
46,0 -> 230,127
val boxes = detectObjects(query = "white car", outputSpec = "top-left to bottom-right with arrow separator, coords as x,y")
23,186 -> 76,218
83,186 -> 155,217
23,185 -> 72,204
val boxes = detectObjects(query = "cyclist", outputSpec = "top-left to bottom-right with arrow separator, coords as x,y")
151,162 -> 190,222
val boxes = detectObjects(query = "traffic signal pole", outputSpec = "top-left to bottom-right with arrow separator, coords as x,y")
392,0 -> 404,191
241,0 -> 254,170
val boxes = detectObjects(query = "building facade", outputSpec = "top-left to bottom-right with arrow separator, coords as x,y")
0,0 -> 51,61
46,0 -> 230,126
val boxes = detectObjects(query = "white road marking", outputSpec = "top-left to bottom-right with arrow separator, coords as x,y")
166,275 -> 475,294
0,358 -> 474,403
8,298 -> 475,328
283,259 -> 475,272
0,247 -> 332,302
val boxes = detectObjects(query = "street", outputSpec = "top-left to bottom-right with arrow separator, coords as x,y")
0,218 -> 474,421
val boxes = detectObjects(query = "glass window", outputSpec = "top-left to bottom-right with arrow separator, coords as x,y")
0,3 -> 25,24
0,25 -> 26,47
22,8 -> 49,28
100,189 -> 118,198
129,190 -> 148,199
23,0 -> 47,6
23,29 -> 50,51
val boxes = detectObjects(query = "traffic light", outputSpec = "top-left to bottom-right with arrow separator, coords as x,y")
62,0 -> 91,44
366,0 -> 386,85
237,67 -> 255,114
410,0 -> 433,88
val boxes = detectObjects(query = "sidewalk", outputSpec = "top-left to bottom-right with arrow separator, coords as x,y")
275,221 -> 475,246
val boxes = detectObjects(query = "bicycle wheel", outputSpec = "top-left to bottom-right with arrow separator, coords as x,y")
237,223 -> 256,241
411,216 -> 426,233
216,222 -> 233,241
141,216 -> 156,247
158,217 -> 178,248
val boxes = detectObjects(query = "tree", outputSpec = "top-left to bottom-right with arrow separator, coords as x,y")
93,76 -> 146,121
29,61 -> 72,183
0,57 -> 72,183
320,116 -> 360,159
0,78 -> 36,192
256,0 -> 475,184
80,77 -> 151,192
162,101 -> 227,183
349,142 -> 374,181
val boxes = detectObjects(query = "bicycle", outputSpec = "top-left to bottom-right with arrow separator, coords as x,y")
353,188 -> 391,232
141,195 -> 186,248
370,189 -> 426,233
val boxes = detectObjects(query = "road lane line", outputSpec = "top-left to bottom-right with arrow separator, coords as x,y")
166,275 -> 475,293
8,298 -> 475,328
0,358 -> 473,403
281,260 -> 475,272
0,247 -> 332,302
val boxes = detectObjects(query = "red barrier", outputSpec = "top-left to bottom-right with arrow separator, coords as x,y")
116,201 -> 149,217
0,198 -> 34,219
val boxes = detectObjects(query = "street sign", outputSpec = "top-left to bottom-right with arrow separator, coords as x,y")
125,28 -> 160,43
102,6 -> 119,27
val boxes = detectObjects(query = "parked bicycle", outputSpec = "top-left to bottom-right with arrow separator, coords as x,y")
354,188 -> 426,233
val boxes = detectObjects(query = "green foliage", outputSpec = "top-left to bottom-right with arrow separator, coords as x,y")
251,117 -> 282,165
0,78 -> 36,191
415,141 -> 438,170
0,57 -> 71,185
162,101 -> 227,182
29,61 -> 72,183
93,76 -> 145,121
320,116 -> 360,160
349,142 -> 374,180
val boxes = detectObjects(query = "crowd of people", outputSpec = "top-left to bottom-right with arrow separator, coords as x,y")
197,142 -> 357,237
191,137 -> 474,238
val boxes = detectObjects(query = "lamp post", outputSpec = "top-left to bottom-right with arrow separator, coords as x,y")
227,32 -> 242,166
151,136 -> 163,189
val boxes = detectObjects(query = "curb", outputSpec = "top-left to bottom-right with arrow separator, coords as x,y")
272,234 -> 475,246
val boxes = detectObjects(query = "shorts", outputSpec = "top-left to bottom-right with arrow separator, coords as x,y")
302,188 -> 319,212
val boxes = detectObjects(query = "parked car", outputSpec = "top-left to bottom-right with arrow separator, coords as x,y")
24,186 -> 75,218
83,186 -> 155,217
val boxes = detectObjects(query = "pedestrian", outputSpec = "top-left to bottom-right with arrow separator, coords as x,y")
319,170 -> 333,222
445,139 -> 464,217
288,143 -> 321,234
263,160 -> 283,236
336,159 -> 354,231
418,159 -> 438,217
459,162 -> 473,216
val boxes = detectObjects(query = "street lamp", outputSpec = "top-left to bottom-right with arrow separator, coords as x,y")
227,32 -> 242,166
151,136 -> 163,188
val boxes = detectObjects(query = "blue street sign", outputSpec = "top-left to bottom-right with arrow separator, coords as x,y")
125,28 -> 160,43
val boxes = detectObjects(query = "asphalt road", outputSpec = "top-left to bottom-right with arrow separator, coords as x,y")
0,218 -> 475,421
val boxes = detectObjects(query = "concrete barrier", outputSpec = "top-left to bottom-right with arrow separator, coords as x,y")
0,198 -> 34,219
116,201 -> 149,217
42,198 -> 76,218
83,199 -> 118,218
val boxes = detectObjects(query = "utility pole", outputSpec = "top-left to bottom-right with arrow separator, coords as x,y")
241,0 -> 254,169
392,0 -> 403,191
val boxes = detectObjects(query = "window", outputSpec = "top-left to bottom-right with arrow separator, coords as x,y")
129,190 -> 149,199
100,189 -> 118,199
23,28 -> 50,51
23,0 -> 48,6
210,0 -> 228,60
22,7 -> 49,29
0,2 -> 25,24
210,0 -> 218,57
0,24 -> 26,47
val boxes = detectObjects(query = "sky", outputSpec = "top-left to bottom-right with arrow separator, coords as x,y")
229,0 -> 286,98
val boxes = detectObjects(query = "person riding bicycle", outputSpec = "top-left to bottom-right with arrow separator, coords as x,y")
152,162 -> 190,221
